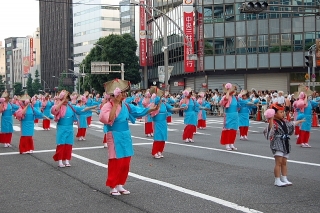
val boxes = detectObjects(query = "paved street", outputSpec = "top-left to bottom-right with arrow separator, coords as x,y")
0,113 -> 319,213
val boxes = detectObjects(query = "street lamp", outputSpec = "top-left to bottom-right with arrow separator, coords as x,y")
41,79 -> 50,92
68,58 -> 84,94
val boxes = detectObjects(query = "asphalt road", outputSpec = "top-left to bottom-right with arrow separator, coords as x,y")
0,113 -> 319,213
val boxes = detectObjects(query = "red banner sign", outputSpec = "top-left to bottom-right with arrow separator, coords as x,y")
139,0 -> 146,66
30,38 -> 34,67
178,82 -> 185,86
183,0 -> 195,73
197,1 -> 204,72
146,0 -> 153,66
23,56 -> 30,76
316,38 -> 320,67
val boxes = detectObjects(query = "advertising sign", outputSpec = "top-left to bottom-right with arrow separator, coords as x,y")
139,0 -> 147,66
183,0 -> 195,73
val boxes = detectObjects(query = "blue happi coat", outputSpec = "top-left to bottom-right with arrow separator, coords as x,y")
153,97 -> 174,141
300,100 -> 319,132
43,100 -> 54,119
21,106 -> 45,136
106,102 -> 150,158
238,98 -> 255,127
224,96 -> 239,130
181,98 -> 199,126
56,105 -> 87,145
1,103 -> 19,133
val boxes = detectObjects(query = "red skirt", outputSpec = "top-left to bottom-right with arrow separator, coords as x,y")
43,119 -> 50,129
19,136 -> 34,154
182,125 -> 196,140
166,116 -> 172,123
0,133 -> 13,143
197,119 -> 206,128
87,116 -> 92,126
220,129 -> 237,145
145,122 -> 153,134
76,128 -> 87,137
296,130 -> 310,144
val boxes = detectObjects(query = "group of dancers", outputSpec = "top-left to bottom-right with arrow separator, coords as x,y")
0,79 -> 319,194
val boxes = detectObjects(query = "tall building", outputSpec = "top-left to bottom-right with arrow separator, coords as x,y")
12,48 -> 23,85
4,37 -> 25,94
39,0 -> 74,92
73,0 -> 121,90
120,0 -> 136,38
0,42 -> 5,78
146,0 -> 320,93
21,28 -> 41,88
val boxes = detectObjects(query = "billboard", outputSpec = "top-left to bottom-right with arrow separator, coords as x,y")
183,0 -> 195,73
23,56 -> 30,77
146,0 -> 153,66
30,38 -> 34,67
316,38 -> 320,67
197,0 -> 204,71
139,0 -> 147,66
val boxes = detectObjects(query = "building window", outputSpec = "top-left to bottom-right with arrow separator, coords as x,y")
214,37 -> 224,55
6,50 -> 12,55
6,43 -> 11,48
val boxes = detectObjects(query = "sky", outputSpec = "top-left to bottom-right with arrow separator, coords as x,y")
0,0 -> 39,45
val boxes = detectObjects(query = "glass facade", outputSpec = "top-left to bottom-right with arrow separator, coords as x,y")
120,0 -> 135,37
146,0 -> 320,85
73,0 -> 120,76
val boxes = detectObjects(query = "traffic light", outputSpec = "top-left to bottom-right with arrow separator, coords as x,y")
239,1 -> 268,13
305,55 -> 313,67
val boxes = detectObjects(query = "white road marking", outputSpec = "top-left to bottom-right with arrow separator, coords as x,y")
13,126 -> 21,131
130,136 -> 320,167
72,153 -> 263,213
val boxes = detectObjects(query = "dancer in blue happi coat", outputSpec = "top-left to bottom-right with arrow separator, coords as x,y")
51,91 -> 96,167
219,83 -> 240,151
149,86 -> 181,158
15,94 -> 48,154
197,92 -> 211,129
238,90 -> 256,140
41,93 -> 54,130
99,79 -> 159,196
0,90 -> 19,147
180,88 -> 200,143
295,90 -> 320,148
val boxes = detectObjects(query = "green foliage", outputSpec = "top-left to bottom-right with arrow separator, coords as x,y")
32,70 -> 42,94
0,75 -> 5,92
14,82 -> 23,96
270,45 -> 292,53
204,41 -> 214,55
81,33 -> 141,95
305,42 -> 314,51
26,74 -> 34,97
58,70 -> 74,93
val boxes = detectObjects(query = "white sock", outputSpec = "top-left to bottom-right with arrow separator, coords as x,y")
58,160 -> 63,165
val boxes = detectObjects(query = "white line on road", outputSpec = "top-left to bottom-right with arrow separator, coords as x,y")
72,153 -> 263,213
131,136 -> 320,167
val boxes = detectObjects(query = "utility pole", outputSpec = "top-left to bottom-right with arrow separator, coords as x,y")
163,15 -> 169,92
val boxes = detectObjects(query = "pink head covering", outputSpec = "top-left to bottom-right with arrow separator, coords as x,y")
59,91 -> 67,100
81,96 -> 87,103
182,90 -> 189,97
225,83 -> 232,90
145,92 -> 151,98
299,92 -> 305,100
114,87 -> 121,97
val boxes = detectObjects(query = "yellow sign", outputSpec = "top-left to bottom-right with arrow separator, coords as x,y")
305,73 -> 310,80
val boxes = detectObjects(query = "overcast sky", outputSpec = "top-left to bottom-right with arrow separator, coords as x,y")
0,0 -> 39,45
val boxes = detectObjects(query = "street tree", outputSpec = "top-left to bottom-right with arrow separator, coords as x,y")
81,33 -> 140,94
26,74 -> 34,97
14,82 -> 23,96
58,71 -> 73,93
32,70 -> 42,94
0,75 -> 5,92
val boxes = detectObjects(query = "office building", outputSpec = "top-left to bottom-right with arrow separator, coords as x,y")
39,0 -> 74,91
73,0 -> 121,84
146,0 -> 320,93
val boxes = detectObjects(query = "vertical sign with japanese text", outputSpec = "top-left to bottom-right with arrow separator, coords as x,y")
146,0 -> 153,66
316,38 -> 320,67
183,0 -> 194,73
30,38 -> 34,67
139,0 -> 147,66
197,0 -> 204,71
